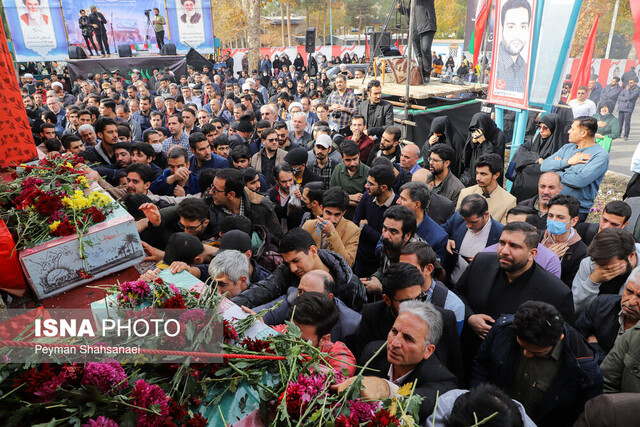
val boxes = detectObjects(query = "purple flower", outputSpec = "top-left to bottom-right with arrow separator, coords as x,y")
81,359 -> 128,395
348,398 -> 382,422
117,280 -> 151,304
82,416 -> 119,427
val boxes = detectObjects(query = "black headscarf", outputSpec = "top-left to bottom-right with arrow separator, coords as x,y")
425,116 -> 466,176
535,113 -> 566,158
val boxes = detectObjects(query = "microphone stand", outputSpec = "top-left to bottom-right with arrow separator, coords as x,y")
110,13 -> 116,55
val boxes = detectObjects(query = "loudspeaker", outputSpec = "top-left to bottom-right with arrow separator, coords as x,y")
161,43 -> 177,55
68,46 -> 87,59
370,31 -> 391,57
305,28 -> 316,54
118,44 -> 132,58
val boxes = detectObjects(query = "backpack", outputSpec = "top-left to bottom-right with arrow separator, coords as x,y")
252,224 -> 283,272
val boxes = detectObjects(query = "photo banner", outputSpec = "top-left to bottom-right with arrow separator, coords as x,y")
487,0 -> 537,109
3,0 -> 68,62
60,0 -> 164,53
165,0 -> 215,54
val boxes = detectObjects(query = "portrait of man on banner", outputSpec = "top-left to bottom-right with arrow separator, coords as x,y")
20,0 -> 49,26
180,0 -> 201,24
488,0 -> 536,108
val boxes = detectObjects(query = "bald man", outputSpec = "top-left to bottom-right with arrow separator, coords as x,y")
400,144 -> 422,175
255,269 -> 362,343
411,168 -> 455,225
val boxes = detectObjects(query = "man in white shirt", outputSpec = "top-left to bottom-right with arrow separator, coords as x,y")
568,85 -> 597,118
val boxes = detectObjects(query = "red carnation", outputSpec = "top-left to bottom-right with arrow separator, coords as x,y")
184,413 -> 207,427
52,218 -> 76,237
162,294 -> 187,309
223,319 -> 238,341
86,206 -> 106,223
35,194 -> 63,216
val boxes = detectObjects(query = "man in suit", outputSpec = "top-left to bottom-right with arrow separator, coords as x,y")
442,194 -> 503,285
353,262 -> 463,379
89,6 -> 109,56
358,79 -> 394,139
337,300 -> 457,423
456,221 -> 575,380
457,153 -> 516,224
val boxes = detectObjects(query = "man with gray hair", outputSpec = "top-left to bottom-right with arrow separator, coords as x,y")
260,104 -> 277,126
45,95 -> 66,133
78,124 -> 97,147
208,249 -> 250,298
336,299 -> 456,422
290,111 -> 312,147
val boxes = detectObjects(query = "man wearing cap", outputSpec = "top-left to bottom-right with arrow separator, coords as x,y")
251,127 -> 287,187
285,147 -> 323,187
228,117 -> 255,146
89,6 -> 109,57
162,95 -> 180,125
307,134 -> 339,189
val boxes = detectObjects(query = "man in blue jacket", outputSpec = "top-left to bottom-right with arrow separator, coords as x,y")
540,117 -> 609,222
618,77 -> 640,141
472,301 -> 602,427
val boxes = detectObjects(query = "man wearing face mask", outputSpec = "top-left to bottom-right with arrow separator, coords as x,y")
541,195 -> 588,287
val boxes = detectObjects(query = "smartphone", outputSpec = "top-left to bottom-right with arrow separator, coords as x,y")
451,249 -> 473,263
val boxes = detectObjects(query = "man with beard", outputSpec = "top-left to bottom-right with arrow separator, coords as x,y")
188,132 -> 228,176
307,134 -> 338,189
495,0 -> 531,93
428,144 -> 464,205
358,79 -> 394,139
346,115 -> 375,162
455,222 -> 575,380
330,140 -> 371,219
353,164 -> 399,277
251,127 -> 287,187
367,126 -> 402,165
573,228 -> 640,316
124,163 -> 154,195
352,262 -> 463,379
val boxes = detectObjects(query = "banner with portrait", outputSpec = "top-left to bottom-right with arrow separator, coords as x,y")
487,0 -> 537,109
3,0 -> 68,62
60,0 -> 164,53
165,0 -> 215,54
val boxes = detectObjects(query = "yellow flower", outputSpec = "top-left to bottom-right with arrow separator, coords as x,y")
88,191 -> 112,208
76,176 -> 88,185
397,382 -> 413,396
49,221 -> 60,232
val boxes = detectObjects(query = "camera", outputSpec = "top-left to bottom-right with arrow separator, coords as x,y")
144,9 -> 152,18
331,111 -> 342,119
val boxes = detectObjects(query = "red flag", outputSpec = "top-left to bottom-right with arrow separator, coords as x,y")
570,14 -> 600,100
631,0 -> 640,60
471,0 -> 491,67
0,16 -> 37,165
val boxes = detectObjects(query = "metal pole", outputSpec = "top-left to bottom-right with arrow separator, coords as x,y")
329,0 -> 333,46
403,0 -> 416,140
605,0 -> 620,59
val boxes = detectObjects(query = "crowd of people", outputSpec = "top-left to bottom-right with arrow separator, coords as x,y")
17,57 -> 640,425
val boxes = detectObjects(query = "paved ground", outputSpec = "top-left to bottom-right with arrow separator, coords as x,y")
607,107 -> 640,177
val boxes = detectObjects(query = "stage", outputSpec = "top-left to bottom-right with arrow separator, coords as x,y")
67,54 -> 187,82
347,77 -> 487,100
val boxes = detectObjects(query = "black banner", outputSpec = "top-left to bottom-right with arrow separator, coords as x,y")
186,48 -> 214,73
67,55 -> 187,84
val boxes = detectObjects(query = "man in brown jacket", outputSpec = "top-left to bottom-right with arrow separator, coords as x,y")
251,127 -> 287,187
302,187 -> 360,267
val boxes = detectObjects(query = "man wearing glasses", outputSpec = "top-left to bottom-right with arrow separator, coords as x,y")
352,262 -> 464,379
428,143 -> 464,205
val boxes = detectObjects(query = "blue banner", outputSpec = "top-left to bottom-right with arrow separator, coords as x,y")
60,0 -> 164,52
165,0 -> 215,54
4,0 -> 69,62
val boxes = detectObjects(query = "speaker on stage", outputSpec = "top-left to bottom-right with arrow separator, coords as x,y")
161,44 -> 177,55
68,46 -> 87,59
118,44 -> 132,58
305,28 -> 316,54
370,31 -> 391,57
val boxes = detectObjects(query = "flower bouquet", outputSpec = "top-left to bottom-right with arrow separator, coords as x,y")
0,155 -> 145,299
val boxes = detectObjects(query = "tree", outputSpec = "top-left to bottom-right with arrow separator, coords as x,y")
239,0 -> 261,71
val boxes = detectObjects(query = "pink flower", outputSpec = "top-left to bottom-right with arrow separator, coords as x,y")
178,309 -> 207,327
117,280 -> 151,304
81,360 -> 127,395
348,398 -> 382,423
169,284 -> 180,295
82,416 -> 119,427
130,380 -> 169,426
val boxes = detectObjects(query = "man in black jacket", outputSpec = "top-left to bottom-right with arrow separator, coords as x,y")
336,300 -> 457,423
231,228 -> 367,311
358,80 -> 394,138
353,262 -> 463,379
472,301 -> 602,427
397,0 -> 437,83
89,6 -> 110,56
455,221 -> 575,381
